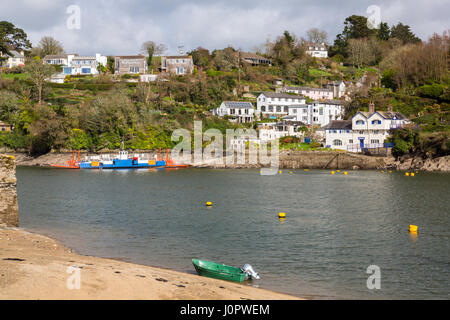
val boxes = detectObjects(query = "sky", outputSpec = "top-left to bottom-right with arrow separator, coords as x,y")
1,0 -> 449,56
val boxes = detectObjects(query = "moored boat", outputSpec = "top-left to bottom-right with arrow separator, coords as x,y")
79,150 -> 165,169
192,259 -> 247,282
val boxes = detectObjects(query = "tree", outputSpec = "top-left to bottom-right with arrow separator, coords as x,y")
25,57 -> 55,105
97,62 -> 107,74
306,28 -> 328,44
0,21 -> 32,68
141,41 -> 167,69
35,36 -> 64,57
106,56 -> 115,74
377,22 -> 391,41
390,23 -> 421,44
189,47 -> 211,69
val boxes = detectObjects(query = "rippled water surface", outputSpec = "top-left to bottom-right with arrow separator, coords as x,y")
17,167 -> 450,299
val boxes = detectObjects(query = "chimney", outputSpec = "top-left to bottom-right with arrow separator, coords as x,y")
387,104 -> 393,112
368,102 -> 375,114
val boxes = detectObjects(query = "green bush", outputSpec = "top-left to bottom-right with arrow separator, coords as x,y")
418,84 -> 445,99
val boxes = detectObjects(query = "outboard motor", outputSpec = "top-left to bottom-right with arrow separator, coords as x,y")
242,264 -> 260,280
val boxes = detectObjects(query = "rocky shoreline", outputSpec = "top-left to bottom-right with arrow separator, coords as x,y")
4,151 -> 449,172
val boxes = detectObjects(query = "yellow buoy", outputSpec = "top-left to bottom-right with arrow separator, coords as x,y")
289,171 -> 293,174
206,201 -> 212,207
409,225 -> 418,233
331,171 -> 335,175
405,172 -> 410,176
278,212 -> 286,219
304,169 -> 309,172
344,171 -> 348,175
411,173 -> 415,177
279,170 -> 282,174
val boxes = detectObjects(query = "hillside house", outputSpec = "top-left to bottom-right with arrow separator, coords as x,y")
212,101 -> 255,123
256,92 -> 306,119
160,56 -> 194,75
114,55 -> 148,75
282,86 -> 334,100
1,50 -> 25,68
305,43 -> 328,58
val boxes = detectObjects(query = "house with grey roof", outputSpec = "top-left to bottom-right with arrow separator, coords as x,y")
282,86 -> 334,100
160,55 -> 194,75
256,92 -> 306,119
1,50 -> 25,68
213,101 -> 255,123
324,103 -> 410,152
114,55 -> 148,75
240,52 -> 272,66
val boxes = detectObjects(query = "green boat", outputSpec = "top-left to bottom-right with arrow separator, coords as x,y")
192,259 -> 247,283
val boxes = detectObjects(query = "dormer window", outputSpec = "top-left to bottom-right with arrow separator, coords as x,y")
371,120 -> 382,125
356,120 -> 365,125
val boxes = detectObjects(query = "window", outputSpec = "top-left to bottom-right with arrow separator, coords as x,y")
349,139 -> 353,144
371,120 -> 382,124
292,109 -> 297,113
356,120 -> 365,125
261,106 -> 266,112
276,106 -> 281,112
284,106 -> 288,112
319,108 -> 323,115
359,131 -> 364,134
268,106 -> 273,112
333,139 -> 343,146
130,67 -> 139,73
373,130 -> 379,134
371,139 -> 380,144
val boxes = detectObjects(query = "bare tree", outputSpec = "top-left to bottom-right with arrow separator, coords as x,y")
141,41 -> 167,70
35,36 -> 64,58
25,57 -> 55,104
306,28 -> 328,44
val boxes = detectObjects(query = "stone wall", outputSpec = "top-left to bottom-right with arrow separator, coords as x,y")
0,154 -> 18,227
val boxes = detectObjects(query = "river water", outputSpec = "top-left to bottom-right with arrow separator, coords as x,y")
16,167 -> 450,299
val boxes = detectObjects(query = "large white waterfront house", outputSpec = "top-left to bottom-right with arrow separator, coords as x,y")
324,105 -> 410,152
256,92 -> 306,119
212,101 -> 255,123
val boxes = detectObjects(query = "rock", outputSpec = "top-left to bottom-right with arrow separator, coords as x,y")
0,155 -> 18,227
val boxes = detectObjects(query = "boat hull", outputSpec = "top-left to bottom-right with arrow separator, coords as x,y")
192,259 -> 246,283
79,159 -> 166,169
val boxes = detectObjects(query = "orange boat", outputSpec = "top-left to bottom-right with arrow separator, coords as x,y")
162,149 -> 189,169
50,150 -> 80,169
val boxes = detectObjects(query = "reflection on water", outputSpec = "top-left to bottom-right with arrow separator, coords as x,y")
17,167 -> 450,299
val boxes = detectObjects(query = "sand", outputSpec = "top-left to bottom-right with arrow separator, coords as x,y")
0,227 -> 301,300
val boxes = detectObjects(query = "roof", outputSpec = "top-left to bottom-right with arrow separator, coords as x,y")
322,120 -> 352,130
285,86 -> 332,93
241,52 -> 271,61
115,55 -> 146,59
318,99 -> 345,105
276,120 -> 306,126
376,111 -> 407,120
44,54 -> 68,60
8,50 -> 24,58
72,56 -> 96,60
287,104 -> 309,108
260,92 -> 305,99
222,101 -> 253,109
0,121 -> 13,126
163,56 -> 192,59
353,111 -> 372,118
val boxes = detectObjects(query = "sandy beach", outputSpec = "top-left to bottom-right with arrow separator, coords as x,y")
0,227 -> 301,300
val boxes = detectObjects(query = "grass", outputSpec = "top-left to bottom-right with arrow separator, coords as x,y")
309,68 -> 332,78
0,73 -> 29,80
280,142 -> 331,151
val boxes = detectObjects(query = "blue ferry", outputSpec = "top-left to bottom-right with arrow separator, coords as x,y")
79,150 -> 166,169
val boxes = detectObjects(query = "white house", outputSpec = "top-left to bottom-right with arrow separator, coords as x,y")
212,101 -> 255,123
1,50 -> 25,68
305,43 -> 328,58
282,86 -> 334,100
256,92 -> 306,119
325,81 -> 352,99
324,105 -> 410,152
70,54 -> 107,75
258,120 -> 306,142
286,100 -> 345,127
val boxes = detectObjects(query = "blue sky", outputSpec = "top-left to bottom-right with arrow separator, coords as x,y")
1,0 -> 449,55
